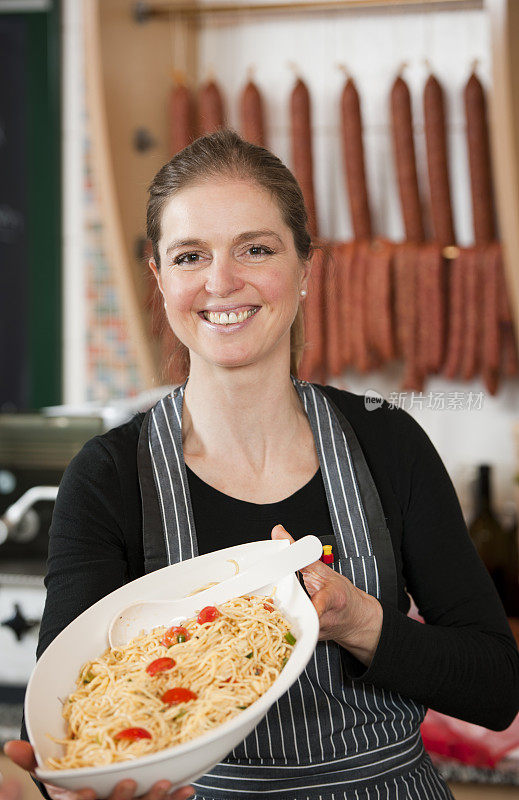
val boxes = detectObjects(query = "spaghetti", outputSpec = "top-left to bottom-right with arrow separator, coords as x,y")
46,595 -> 295,769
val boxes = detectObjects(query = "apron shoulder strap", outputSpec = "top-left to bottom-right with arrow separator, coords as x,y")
318,385 -> 398,608
137,408 -> 168,574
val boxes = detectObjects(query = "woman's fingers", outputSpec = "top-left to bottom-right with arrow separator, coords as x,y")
45,784 -> 96,800
271,524 -> 333,597
144,781 -> 173,800
271,524 -> 295,544
108,779 -> 194,800
3,741 -> 37,773
0,779 -> 22,800
169,788 -> 195,800
108,779 -> 138,800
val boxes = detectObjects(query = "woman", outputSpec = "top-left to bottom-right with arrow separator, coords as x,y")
6,128 -> 518,800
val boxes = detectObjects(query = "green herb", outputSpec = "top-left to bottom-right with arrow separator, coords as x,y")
281,657 -> 288,668
83,671 -> 94,684
237,705 -> 248,710
284,631 -> 296,646
177,634 -> 186,643
174,708 -> 187,720
245,652 -> 253,659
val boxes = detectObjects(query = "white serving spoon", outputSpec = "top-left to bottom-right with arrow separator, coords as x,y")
108,534 -> 322,648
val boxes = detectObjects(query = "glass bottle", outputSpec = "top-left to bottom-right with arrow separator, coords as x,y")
468,465 -> 510,608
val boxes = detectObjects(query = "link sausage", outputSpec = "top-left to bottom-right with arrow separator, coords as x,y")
299,242 -> 327,381
464,72 -> 496,245
240,78 -> 266,147
197,78 -> 225,136
341,77 -> 372,241
290,77 -> 318,238
423,74 -> 456,247
390,75 -> 425,243
170,80 -> 195,155
443,248 -> 466,380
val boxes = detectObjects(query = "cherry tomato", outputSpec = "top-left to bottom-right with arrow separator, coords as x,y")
146,657 -> 175,676
263,603 -> 274,612
114,727 -> 151,741
197,606 -> 220,625
160,626 -> 190,647
161,687 -> 198,705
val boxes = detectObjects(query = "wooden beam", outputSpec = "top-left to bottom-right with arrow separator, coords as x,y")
84,0 -> 160,388
488,0 -> 519,339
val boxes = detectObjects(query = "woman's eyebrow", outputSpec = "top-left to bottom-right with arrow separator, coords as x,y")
165,229 -> 283,256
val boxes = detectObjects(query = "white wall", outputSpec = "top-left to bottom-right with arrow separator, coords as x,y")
198,2 -> 519,516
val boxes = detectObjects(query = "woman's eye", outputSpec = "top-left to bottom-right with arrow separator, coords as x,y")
247,245 -> 273,257
174,252 -> 201,266
172,246 -> 273,267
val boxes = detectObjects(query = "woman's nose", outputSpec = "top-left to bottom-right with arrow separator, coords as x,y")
204,255 -> 245,297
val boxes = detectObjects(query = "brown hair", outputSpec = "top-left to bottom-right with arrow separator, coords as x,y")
146,127 -> 313,379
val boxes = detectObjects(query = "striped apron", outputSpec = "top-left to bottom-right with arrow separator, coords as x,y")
137,376 -> 453,800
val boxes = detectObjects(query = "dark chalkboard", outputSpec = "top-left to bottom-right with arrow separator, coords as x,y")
0,18 -> 29,410
0,7 -> 61,411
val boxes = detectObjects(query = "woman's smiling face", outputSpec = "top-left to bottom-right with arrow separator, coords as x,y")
150,177 -> 310,371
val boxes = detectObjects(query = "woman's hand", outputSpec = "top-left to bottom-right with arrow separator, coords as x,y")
3,742 -> 194,800
0,778 -> 22,800
271,525 -> 383,667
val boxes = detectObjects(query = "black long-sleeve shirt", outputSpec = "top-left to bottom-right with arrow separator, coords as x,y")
30,384 -> 519,734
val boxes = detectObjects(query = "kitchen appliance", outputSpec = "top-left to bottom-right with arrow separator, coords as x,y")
0,412 -> 106,741
0,386 -> 174,737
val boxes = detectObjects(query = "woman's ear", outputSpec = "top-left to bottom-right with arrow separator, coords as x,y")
301,255 -> 312,296
149,257 -> 164,295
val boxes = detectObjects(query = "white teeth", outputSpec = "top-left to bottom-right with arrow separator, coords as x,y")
203,308 -> 259,325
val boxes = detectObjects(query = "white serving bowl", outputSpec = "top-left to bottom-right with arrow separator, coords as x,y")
25,539 -> 319,797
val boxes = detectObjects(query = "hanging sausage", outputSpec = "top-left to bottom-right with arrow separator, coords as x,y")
337,241 -> 356,371
340,73 -> 372,241
442,247 -> 466,380
339,69 -> 382,373
289,72 -> 319,238
299,244 -> 328,383
390,69 -> 425,389
463,68 -> 518,391
394,243 -> 424,391
240,70 -> 266,147
459,247 -> 481,381
423,72 -> 456,246
481,242 -> 501,395
390,72 -> 425,243
325,242 -> 344,377
197,75 -> 225,136
422,71 -> 457,381
498,253 -> 519,378
289,69 -> 324,380
365,239 -> 395,365
464,70 -> 496,245
349,241 -> 379,374
170,72 -> 196,155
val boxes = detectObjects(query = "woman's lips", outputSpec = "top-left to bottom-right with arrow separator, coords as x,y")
198,306 -> 260,331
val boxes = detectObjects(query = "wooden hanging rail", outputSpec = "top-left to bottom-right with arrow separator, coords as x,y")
134,0 -> 482,22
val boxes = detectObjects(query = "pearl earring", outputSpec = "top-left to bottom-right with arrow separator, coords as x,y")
300,289 -> 307,298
